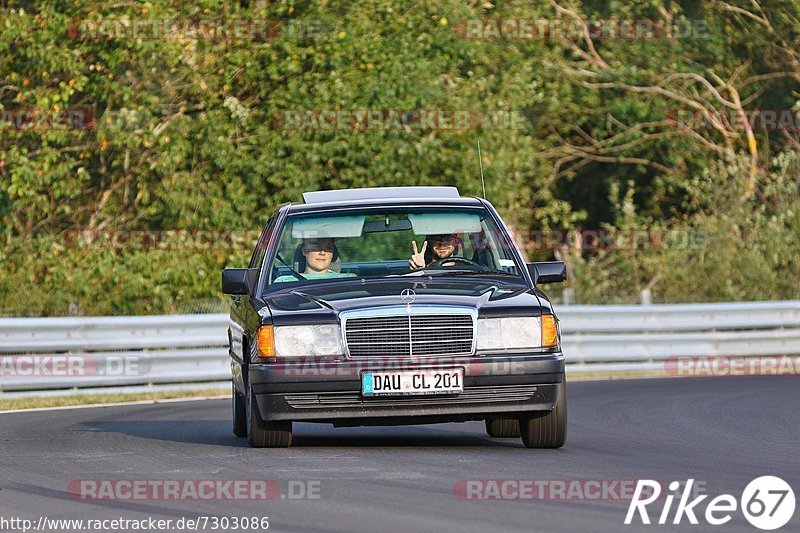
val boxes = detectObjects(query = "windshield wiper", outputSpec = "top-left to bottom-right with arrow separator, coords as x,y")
446,268 -> 516,276
275,253 -> 306,281
401,268 -> 477,276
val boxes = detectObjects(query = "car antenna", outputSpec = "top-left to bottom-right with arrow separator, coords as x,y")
477,141 -> 486,199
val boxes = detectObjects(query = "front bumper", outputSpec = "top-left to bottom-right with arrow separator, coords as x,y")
247,352 -> 564,424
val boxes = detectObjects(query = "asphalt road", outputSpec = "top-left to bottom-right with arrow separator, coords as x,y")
1,377 -> 798,533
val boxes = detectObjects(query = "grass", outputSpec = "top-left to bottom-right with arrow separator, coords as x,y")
0,387 -> 228,411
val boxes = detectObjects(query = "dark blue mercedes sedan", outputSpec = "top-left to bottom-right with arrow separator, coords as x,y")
222,187 -> 567,448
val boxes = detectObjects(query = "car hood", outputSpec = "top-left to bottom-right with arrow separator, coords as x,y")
261,277 -> 546,325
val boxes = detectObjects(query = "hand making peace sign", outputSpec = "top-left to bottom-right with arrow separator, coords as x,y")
409,240 -> 428,269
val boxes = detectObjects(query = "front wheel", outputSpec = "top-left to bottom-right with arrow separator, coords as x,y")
519,380 -> 567,449
246,386 -> 292,448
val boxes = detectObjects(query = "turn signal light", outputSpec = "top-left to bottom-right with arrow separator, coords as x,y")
257,326 -> 276,358
541,315 -> 558,347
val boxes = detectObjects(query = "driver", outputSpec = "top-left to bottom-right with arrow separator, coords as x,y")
409,234 -> 461,269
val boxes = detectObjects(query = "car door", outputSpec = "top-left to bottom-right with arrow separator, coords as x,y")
229,213 -> 277,365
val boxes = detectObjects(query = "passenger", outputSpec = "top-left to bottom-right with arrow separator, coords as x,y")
409,234 -> 462,269
273,237 -> 355,283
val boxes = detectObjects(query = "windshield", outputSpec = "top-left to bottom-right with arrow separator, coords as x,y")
265,207 -> 522,288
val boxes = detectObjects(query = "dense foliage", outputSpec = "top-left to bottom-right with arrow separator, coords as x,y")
1,0 -> 798,315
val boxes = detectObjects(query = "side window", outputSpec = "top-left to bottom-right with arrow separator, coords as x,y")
248,213 -> 277,269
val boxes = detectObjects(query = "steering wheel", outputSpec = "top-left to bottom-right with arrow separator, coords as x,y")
428,257 -> 482,269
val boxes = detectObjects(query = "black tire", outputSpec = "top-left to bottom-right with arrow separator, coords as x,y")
519,380 -> 567,449
232,382 -> 247,438
246,386 -> 292,448
485,418 -> 521,438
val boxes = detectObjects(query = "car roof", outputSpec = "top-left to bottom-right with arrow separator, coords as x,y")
303,186 -> 460,204
286,187 -> 486,214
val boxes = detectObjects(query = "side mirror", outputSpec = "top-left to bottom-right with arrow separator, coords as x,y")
527,261 -> 567,285
222,268 -> 250,295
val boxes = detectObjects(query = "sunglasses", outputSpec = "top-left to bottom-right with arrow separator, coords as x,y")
303,240 -> 335,253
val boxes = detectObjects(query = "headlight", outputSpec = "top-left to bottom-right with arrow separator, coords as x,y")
476,316 -> 558,352
272,324 -> 344,357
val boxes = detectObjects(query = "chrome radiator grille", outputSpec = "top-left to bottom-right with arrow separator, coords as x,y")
344,312 -> 475,357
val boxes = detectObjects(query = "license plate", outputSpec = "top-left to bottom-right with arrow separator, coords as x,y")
361,369 -> 464,396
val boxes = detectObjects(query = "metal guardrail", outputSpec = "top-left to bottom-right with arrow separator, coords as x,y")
559,301 -> 800,368
1,301 -> 798,393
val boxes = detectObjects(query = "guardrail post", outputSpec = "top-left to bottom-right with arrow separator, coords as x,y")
639,289 -> 652,305
562,288 -> 575,305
